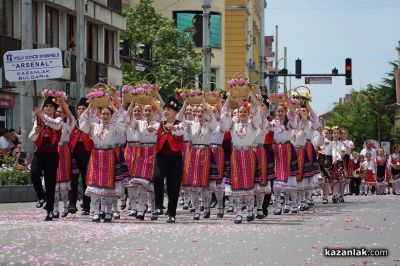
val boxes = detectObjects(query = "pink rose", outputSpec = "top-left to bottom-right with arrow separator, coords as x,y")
238,78 -> 245,86
105,93 -> 110,97
180,93 -> 186,98
136,87 -> 144,94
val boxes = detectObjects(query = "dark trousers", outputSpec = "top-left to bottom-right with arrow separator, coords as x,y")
30,152 -> 59,212
262,179 -> 273,213
349,178 -> 361,195
70,151 -> 91,210
155,155 -> 182,217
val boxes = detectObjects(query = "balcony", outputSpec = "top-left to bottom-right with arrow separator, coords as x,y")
107,0 -> 122,13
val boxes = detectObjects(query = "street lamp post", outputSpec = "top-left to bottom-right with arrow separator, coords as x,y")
373,111 -> 381,145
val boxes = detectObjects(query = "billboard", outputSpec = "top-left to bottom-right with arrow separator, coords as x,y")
174,11 -> 221,48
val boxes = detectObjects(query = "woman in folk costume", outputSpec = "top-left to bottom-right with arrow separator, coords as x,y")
268,102 -> 298,215
376,148 -> 388,195
176,103 -> 195,210
347,151 -> 361,195
127,100 -> 161,221
324,127 -> 346,203
292,101 -> 321,211
79,101 -> 124,222
340,128 -> 354,199
207,103 -> 227,218
319,127 -> 333,204
53,99 -> 76,218
221,92 -> 261,224
124,104 -> 143,217
360,151 -> 376,195
110,94 -> 129,220
29,96 -> 63,221
253,97 -> 273,219
388,144 -> 400,195
155,97 -> 185,223
182,100 -> 217,220
69,98 -> 94,215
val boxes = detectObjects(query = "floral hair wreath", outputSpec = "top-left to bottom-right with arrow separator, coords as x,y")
278,102 -> 288,110
42,89 -> 67,100
169,101 -> 178,108
240,101 -> 252,112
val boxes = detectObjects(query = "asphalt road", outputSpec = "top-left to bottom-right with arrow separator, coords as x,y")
0,195 -> 399,265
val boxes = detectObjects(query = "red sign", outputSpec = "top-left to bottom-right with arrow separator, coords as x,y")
0,92 -> 15,109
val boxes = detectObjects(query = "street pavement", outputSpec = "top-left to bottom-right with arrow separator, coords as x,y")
0,195 -> 399,266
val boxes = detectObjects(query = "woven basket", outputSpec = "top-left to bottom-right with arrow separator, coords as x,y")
268,94 -> 286,103
230,86 -> 249,98
128,94 -> 153,105
90,96 -> 110,107
205,92 -> 220,104
186,94 -> 203,104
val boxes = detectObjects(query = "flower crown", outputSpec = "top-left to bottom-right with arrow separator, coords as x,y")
169,101 -> 178,108
278,102 -> 288,110
240,102 -> 252,112
42,89 -> 67,100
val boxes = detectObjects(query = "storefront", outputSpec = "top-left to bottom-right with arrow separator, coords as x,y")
0,92 -> 15,131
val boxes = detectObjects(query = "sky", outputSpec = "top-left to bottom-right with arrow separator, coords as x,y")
265,0 -> 400,115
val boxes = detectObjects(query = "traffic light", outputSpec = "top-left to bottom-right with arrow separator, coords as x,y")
345,58 -> 352,85
279,68 -> 288,75
332,68 -> 338,75
295,59 -> 302,79
139,44 -> 152,62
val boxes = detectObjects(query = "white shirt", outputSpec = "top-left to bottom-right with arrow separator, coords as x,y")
210,121 -> 225,145
187,117 -> 217,145
325,140 -> 346,162
28,114 -> 64,142
360,148 -> 377,160
268,110 -> 297,144
59,117 -> 76,142
221,105 -> 261,147
129,119 -> 160,144
79,109 -> 125,146
361,160 -> 376,173
292,112 -> 320,147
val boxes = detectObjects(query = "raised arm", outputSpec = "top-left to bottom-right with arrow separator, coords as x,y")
220,100 -> 232,132
34,107 -> 63,130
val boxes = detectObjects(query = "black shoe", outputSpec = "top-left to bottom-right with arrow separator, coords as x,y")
210,201 -> 217,208
322,199 -> 328,204
100,211 -> 106,219
273,207 -> 282,215
167,216 -> 176,223
92,214 -> 100,222
256,209 -> 265,219
234,215 -> 242,224
104,213 -> 112,222
81,210 -> 90,216
227,206 -> 234,213
136,213 -> 145,221
300,205 -> 305,211
53,211 -> 60,219
262,209 -> 269,217
121,203 -> 126,211
203,211 -> 211,219
179,199 -> 184,206
283,205 -> 290,213
193,213 -> 200,220
44,211 -> 53,221
247,214 -> 255,222
61,211 -> 68,218
154,209 -> 163,215
128,210 -> 137,217
113,212 -> 121,220
36,199 -> 45,208
68,204 -> 78,214
217,213 -> 224,218
217,208 -> 224,218
190,208 -> 196,213
151,213 -> 158,221
183,205 -> 189,210
332,196 -> 338,204
200,206 -> 204,212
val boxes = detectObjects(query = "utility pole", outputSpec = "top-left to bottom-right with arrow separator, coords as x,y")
395,41 -> 400,125
76,0 -> 85,99
20,0 -> 33,153
274,25 -> 279,91
259,0 -> 266,94
202,0 -> 211,89
283,46 -> 287,90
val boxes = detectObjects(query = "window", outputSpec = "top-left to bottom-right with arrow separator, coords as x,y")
67,15 -> 76,54
45,6 -> 59,47
0,0 -> 14,36
87,23 -> 98,61
104,29 -> 115,65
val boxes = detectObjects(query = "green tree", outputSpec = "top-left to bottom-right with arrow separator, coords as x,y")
326,62 -> 397,150
123,0 -> 202,98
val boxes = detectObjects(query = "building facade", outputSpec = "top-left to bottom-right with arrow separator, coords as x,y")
127,0 -> 263,89
0,0 -> 125,151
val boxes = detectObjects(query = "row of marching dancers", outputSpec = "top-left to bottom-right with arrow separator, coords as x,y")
30,89 -> 400,223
